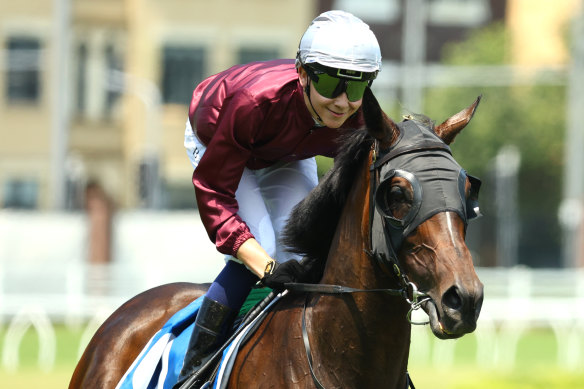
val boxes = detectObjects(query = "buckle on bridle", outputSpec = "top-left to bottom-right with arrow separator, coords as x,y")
403,282 -> 431,325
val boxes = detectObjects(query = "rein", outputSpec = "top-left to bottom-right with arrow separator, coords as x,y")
284,280 -> 429,316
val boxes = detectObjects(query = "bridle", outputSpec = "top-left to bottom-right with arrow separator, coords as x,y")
366,126 -> 452,312
287,120 -> 465,316
368,120 -> 481,294
284,132 -> 433,389
285,132 -> 437,319
285,120 -> 482,389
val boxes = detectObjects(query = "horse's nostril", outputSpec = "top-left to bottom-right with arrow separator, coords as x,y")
443,286 -> 463,311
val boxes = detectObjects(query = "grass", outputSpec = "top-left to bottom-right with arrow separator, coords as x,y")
408,327 -> 584,388
408,367 -> 584,389
2,367 -> 73,388
0,324 -> 84,388
1,324 -> 583,388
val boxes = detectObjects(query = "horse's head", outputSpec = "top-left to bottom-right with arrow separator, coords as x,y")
364,89 -> 484,339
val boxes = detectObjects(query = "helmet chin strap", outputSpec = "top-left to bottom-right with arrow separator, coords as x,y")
305,79 -> 325,126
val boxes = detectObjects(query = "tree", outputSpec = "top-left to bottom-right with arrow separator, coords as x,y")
423,23 -> 565,267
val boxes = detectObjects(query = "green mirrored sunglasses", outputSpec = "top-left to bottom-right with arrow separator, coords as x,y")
304,66 -> 370,102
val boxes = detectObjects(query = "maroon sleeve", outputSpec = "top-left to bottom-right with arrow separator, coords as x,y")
192,91 -> 262,256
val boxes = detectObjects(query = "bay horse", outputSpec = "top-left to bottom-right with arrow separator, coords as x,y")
70,89 -> 484,389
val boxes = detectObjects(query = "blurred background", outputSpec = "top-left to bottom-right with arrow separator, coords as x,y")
1,0 -> 583,388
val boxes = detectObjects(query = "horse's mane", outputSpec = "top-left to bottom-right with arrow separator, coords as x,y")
282,129 -> 374,262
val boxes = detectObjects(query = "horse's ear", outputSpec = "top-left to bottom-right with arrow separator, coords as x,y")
362,87 -> 399,149
434,95 -> 482,145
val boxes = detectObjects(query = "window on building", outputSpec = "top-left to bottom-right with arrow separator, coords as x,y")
2,179 -> 38,209
74,37 -> 125,120
105,43 -> 123,118
237,47 -> 280,64
75,42 -> 88,114
162,45 -> 206,104
5,37 -> 41,103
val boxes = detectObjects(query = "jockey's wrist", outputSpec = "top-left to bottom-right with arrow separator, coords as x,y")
236,238 -> 275,278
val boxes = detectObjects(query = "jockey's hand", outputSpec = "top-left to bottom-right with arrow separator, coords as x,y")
260,257 -> 320,291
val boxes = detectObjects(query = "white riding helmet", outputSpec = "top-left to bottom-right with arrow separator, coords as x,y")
296,10 -> 382,76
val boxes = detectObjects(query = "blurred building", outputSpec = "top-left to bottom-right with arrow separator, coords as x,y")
0,0 -> 580,213
507,0 -> 581,65
0,0 -> 314,211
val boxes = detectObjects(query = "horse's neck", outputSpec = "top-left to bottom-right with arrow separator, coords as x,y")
312,153 -> 411,387
321,152 -> 395,291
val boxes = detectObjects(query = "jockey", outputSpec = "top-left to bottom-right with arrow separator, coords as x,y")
177,10 -> 381,386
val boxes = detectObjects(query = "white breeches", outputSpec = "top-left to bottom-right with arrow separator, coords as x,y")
184,120 -> 318,263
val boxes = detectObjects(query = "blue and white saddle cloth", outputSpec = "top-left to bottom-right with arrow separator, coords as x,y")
115,292 -> 282,389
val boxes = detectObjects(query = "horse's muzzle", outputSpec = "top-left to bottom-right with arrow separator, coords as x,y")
423,281 -> 484,339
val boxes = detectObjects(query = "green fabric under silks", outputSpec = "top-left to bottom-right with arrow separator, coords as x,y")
237,287 -> 273,318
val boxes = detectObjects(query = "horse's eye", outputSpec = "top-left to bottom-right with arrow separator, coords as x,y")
389,186 -> 405,203
386,186 -> 412,220
379,186 -> 404,211
375,179 -> 415,222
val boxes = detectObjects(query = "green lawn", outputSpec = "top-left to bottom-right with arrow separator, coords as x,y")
408,367 -> 584,389
408,327 -> 584,388
1,325 -> 583,388
0,325 -> 83,388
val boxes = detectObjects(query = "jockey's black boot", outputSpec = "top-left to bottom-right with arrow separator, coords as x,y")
173,296 -> 236,389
